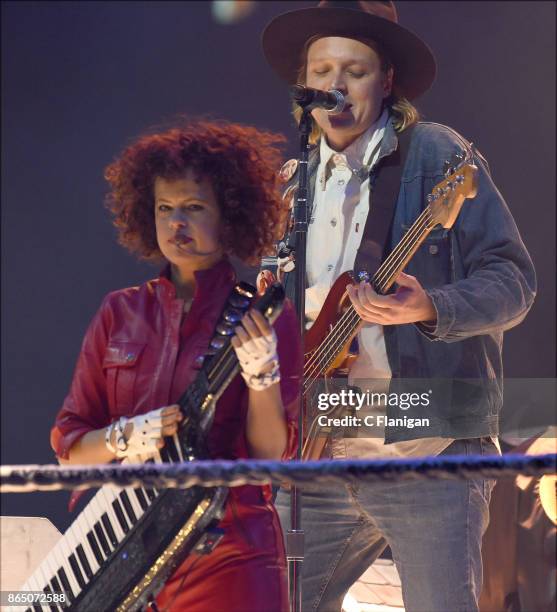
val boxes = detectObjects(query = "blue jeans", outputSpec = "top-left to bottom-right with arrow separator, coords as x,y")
275,438 -> 498,612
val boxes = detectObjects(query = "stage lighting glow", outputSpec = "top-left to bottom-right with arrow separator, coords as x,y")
211,0 -> 257,25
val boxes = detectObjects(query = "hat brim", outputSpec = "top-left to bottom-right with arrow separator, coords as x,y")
262,6 -> 436,100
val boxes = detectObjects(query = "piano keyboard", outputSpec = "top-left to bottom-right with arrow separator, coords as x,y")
13,433 -> 186,612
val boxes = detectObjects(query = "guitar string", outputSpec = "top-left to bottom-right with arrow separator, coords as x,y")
374,209 -> 434,288
302,221 -> 434,398
303,205 -> 432,377
302,215 -> 433,406
302,211 -> 432,388
303,208 -> 433,384
308,212 -> 433,379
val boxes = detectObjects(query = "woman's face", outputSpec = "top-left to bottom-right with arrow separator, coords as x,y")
305,36 -> 392,151
154,169 -> 224,275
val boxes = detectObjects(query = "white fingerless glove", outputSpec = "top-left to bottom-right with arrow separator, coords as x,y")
234,329 -> 281,391
105,407 -> 165,458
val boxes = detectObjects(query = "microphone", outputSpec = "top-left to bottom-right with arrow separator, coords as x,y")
290,85 -> 346,114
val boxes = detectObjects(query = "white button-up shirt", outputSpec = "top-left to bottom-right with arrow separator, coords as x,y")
306,109 -> 391,380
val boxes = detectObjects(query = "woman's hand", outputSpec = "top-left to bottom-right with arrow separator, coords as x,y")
232,309 -> 287,459
112,404 -> 183,457
59,404 -> 183,465
231,310 -> 280,390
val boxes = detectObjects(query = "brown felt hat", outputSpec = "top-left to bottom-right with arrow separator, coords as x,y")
262,1 -> 436,100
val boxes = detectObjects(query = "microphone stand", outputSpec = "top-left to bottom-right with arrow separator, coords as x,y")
286,106 -> 313,612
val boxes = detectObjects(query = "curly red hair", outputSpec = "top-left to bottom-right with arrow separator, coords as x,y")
104,120 -> 287,265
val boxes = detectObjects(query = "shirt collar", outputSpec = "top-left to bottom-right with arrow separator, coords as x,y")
319,107 -> 390,172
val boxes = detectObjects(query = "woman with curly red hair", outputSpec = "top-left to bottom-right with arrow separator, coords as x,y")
50,120 -> 302,611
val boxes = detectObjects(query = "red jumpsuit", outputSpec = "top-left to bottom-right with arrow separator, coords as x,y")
51,258 -> 302,612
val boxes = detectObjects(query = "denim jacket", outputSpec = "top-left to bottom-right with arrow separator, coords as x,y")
278,117 -> 536,443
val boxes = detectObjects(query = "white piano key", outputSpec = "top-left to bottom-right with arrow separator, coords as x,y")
79,503 -> 106,561
49,544 -> 75,595
122,486 -> 144,521
89,495 -> 114,542
44,554 -> 64,598
99,486 -> 127,542
31,557 -> 51,592
64,524 -> 90,587
109,485 -> 133,532
57,537 -> 81,597
172,433 -> 185,461
24,572 -> 41,591
72,518 -> 100,575
81,494 -> 102,526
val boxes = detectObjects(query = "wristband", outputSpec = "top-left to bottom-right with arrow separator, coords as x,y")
240,358 -> 281,391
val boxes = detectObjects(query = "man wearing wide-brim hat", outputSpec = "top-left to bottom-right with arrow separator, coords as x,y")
262,2 -> 536,611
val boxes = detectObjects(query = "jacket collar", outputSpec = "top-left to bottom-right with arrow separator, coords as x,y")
157,257 -> 236,301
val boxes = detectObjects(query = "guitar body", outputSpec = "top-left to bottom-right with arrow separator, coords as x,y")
303,272 -> 362,460
305,271 -> 360,375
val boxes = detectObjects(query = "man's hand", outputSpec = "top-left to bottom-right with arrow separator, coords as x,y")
346,271 -> 437,326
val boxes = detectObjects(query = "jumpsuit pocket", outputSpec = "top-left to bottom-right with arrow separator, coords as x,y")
103,341 -> 146,416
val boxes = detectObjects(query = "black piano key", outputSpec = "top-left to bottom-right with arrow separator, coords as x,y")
76,544 -> 93,580
87,531 -> 105,565
119,490 -> 137,524
143,458 -> 158,499
164,436 -> 180,463
49,576 -> 66,610
68,552 -> 87,589
159,445 -> 171,463
50,574 -> 62,594
144,487 -> 157,501
112,499 -> 130,534
133,487 -> 149,512
101,513 -> 118,548
43,585 -> 59,612
57,567 -> 75,602
94,522 -> 112,556
25,608 -> 33,612
32,606 -> 42,612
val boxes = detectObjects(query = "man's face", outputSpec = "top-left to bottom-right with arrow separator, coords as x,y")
305,36 -> 393,151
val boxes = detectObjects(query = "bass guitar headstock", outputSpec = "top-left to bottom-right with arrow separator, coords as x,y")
428,150 -> 478,229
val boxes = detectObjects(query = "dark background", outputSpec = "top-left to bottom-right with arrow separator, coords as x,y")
1,1 -> 555,532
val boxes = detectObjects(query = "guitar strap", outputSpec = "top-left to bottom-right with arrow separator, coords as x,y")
353,125 -> 415,285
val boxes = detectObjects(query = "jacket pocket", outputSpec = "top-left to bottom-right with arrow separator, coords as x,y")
402,224 -> 451,289
103,341 -> 146,416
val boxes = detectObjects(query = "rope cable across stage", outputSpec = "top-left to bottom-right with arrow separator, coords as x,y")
1,453 -> 555,493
